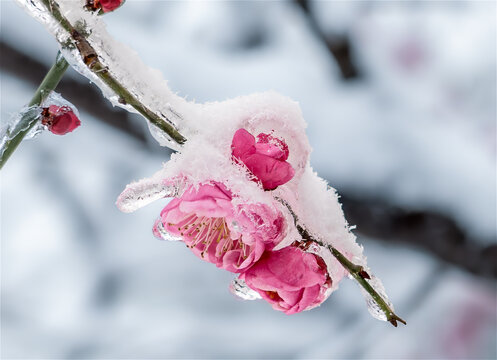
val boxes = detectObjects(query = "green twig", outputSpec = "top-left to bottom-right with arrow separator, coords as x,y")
277,197 -> 406,327
0,52 -> 69,170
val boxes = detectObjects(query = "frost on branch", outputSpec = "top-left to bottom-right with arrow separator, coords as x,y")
0,106 -> 43,160
15,0 -> 193,149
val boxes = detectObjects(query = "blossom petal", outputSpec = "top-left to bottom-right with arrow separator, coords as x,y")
231,128 -> 256,160
242,154 -> 295,190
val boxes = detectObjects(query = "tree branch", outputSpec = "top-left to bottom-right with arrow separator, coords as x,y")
38,0 -> 186,145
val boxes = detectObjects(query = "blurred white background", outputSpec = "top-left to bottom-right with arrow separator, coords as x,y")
1,0 -> 496,358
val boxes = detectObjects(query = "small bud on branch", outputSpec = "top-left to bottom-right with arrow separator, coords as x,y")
41,105 -> 81,135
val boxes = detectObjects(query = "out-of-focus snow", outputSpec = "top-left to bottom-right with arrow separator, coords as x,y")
1,0 -> 496,358
311,0 -> 496,240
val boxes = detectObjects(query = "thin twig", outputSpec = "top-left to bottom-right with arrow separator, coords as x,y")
277,197 -> 406,327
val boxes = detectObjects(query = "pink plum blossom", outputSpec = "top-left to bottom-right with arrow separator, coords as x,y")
231,128 -> 295,190
153,182 -> 285,273
240,246 -> 331,314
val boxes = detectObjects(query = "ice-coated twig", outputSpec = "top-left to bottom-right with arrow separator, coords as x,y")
277,197 -> 406,327
36,0 -> 187,145
0,52 -> 68,170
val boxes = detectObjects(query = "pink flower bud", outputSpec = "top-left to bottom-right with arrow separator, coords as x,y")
99,0 -> 125,12
86,0 -> 124,13
231,128 -> 295,190
42,105 -> 81,135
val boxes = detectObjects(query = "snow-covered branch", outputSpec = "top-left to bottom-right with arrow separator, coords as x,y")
16,0 -> 191,149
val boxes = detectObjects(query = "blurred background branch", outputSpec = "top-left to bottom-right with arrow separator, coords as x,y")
294,0 -> 360,80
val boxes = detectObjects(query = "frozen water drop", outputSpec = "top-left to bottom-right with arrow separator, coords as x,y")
307,242 -> 321,253
358,274 -> 394,322
154,221 -> 182,242
148,122 -> 182,152
229,277 -> 261,301
360,289 -> 388,321
230,220 -> 240,232
25,122 -> 46,140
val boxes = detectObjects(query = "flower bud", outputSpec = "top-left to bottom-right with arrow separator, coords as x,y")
86,0 -> 125,13
42,105 -> 81,135
231,128 -> 295,190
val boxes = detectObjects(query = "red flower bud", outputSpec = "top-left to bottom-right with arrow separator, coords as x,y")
42,105 -> 81,135
86,0 -> 124,13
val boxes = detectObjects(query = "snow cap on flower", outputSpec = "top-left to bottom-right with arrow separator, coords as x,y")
42,105 -> 81,135
240,246 -> 331,314
156,92 -> 311,208
153,182 -> 285,273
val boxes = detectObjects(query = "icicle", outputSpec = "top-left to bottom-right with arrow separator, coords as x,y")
229,277 -> 262,300
117,179 -> 184,213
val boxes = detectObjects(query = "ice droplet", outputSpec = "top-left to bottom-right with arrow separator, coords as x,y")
147,122 -> 183,152
306,242 -> 321,253
25,122 -> 46,139
154,221 -> 182,242
42,91 -> 79,114
0,106 -> 43,159
229,277 -> 261,300
230,220 -> 240,232
117,180 -> 183,213
359,273 -> 394,322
